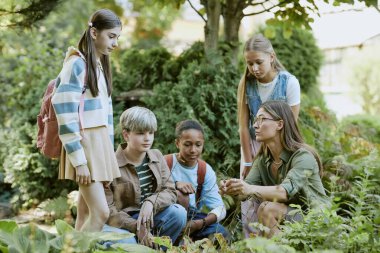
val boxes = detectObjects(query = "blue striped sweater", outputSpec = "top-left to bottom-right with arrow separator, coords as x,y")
52,48 -> 114,167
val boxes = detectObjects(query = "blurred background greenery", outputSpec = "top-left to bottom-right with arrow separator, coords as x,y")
0,0 -> 379,252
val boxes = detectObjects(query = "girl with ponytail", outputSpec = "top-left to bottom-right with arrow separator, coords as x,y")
52,9 -> 122,232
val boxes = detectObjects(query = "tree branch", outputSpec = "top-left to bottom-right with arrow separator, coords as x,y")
249,0 -> 268,7
243,0 -> 289,16
187,0 -> 207,23
0,0 -> 62,28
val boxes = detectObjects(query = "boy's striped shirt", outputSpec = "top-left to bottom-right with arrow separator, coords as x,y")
135,156 -> 154,204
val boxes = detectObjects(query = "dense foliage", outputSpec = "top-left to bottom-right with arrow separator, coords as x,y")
263,26 -> 323,94
144,57 -> 241,177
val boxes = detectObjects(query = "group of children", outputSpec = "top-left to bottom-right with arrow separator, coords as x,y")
104,107 -> 229,247
51,8 -> 329,249
51,9 -> 229,247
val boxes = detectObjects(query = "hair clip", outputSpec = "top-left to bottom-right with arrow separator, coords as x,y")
88,22 -> 93,27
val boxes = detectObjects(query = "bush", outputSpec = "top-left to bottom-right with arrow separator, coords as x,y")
143,56 -> 241,177
340,115 -> 380,145
112,46 -> 172,93
277,158 -> 380,253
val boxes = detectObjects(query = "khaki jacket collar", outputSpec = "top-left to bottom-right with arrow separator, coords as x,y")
116,143 -> 160,167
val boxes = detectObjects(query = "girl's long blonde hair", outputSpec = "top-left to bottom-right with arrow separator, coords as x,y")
237,34 -> 285,126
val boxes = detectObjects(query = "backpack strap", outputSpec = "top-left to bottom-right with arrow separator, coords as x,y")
165,154 -> 206,208
164,154 -> 173,171
195,159 -> 207,207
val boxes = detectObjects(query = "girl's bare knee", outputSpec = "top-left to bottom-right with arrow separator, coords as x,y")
95,207 -> 110,223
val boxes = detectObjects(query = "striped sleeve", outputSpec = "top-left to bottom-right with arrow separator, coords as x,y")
52,57 -> 87,167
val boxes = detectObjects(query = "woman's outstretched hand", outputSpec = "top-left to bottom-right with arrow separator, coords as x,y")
220,178 -> 252,197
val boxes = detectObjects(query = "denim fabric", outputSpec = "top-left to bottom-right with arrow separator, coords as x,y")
246,71 -> 291,140
102,204 -> 187,248
187,209 -> 230,241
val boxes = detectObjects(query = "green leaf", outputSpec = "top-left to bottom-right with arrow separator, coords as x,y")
0,244 -> 8,253
264,26 -> 276,39
11,223 -> 51,253
152,236 -> 172,249
282,27 -> 293,39
55,219 -> 74,235
49,235 -> 65,251
93,231 -> 135,241
0,220 -> 18,234
50,231 -> 135,252
111,243 -> 157,252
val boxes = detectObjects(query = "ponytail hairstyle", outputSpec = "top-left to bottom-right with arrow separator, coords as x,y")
78,9 -> 121,97
237,34 -> 285,126
257,101 -> 323,177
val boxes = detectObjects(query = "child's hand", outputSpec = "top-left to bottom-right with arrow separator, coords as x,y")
137,201 -> 154,231
136,225 -> 155,248
75,164 -> 91,185
183,219 -> 203,236
176,181 -> 195,194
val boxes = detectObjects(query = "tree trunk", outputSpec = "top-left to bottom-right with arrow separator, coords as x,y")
223,0 -> 246,65
202,0 -> 221,61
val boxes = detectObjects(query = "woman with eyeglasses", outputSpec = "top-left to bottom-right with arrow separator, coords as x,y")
221,101 -> 329,238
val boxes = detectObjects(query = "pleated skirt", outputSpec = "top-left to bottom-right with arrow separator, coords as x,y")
59,126 -> 121,182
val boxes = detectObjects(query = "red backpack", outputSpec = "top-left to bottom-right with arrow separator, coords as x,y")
37,53 -> 86,159
164,154 -> 206,206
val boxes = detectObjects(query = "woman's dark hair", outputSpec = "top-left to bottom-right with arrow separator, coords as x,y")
257,100 -> 323,176
175,119 -> 204,139
78,9 -> 121,97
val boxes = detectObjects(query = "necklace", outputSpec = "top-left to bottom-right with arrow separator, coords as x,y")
272,160 -> 283,165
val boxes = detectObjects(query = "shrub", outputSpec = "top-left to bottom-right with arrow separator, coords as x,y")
340,115 -> 380,145
162,41 -> 205,82
143,56 -> 241,177
277,157 -> 380,253
112,46 -> 172,93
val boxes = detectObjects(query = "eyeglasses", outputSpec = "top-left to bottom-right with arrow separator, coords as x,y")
253,116 -> 277,126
